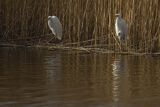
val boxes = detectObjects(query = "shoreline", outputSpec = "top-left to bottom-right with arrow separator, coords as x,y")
0,42 -> 160,56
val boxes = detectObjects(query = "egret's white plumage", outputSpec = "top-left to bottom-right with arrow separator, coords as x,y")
115,14 -> 128,42
48,16 -> 62,40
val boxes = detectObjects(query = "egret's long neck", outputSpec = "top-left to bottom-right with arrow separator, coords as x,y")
116,16 -> 121,23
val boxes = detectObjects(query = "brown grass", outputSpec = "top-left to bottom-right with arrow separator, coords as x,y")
0,0 -> 160,53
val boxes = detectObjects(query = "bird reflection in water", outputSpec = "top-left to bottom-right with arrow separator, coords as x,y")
111,55 -> 126,104
44,52 -> 62,82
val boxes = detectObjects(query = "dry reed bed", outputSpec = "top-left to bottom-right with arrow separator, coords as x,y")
0,0 -> 160,53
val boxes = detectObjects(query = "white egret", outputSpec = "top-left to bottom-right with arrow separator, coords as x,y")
48,16 -> 62,40
115,14 -> 128,42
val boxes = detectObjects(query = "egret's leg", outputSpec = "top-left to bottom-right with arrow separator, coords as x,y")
120,42 -> 123,52
115,36 -> 122,51
48,36 -> 56,43
119,37 -> 123,52
116,39 -> 122,52
125,40 -> 129,52
112,33 -> 122,52
124,37 -> 131,52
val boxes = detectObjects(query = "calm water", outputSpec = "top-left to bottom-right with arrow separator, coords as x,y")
0,47 -> 160,107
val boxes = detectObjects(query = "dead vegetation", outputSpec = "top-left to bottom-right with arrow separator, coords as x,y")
0,0 -> 160,53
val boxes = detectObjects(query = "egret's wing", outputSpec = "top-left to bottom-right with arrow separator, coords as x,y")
48,16 -> 62,40
120,19 -> 128,36
48,19 -> 56,35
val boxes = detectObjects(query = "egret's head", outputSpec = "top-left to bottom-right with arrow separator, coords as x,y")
48,16 -> 52,19
115,13 -> 121,17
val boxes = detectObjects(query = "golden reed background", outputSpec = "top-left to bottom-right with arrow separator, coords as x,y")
0,0 -> 160,52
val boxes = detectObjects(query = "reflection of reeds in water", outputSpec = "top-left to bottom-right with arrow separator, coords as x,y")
0,0 -> 160,53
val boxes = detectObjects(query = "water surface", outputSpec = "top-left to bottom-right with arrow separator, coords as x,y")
0,47 -> 160,107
